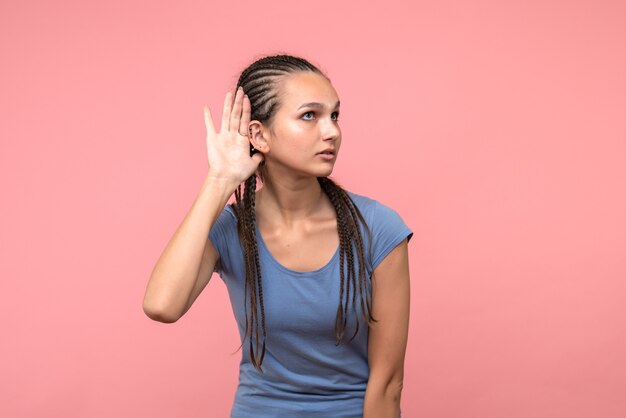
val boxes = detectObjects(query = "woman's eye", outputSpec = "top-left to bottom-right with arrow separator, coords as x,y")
301,111 -> 339,121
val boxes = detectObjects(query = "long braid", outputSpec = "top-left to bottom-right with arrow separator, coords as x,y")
324,181 -> 350,341
246,174 -> 266,367
338,188 -> 374,330
230,54 -> 373,372
233,174 -> 267,373
318,177 -> 375,343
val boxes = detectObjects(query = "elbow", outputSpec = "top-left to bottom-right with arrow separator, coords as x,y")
383,378 -> 404,414
387,378 -> 403,401
370,373 -> 404,401
142,298 -> 181,324
364,375 -> 404,418
390,369 -> 404,392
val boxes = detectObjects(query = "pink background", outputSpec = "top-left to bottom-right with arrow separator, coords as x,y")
1,0 -> 625,417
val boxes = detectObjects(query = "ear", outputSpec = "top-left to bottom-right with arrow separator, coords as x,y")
248,120 -> 270,154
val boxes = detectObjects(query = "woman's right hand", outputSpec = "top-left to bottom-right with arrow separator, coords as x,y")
203,87 -> 264,189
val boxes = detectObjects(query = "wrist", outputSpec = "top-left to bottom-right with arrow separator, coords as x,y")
201,174 -> 240,202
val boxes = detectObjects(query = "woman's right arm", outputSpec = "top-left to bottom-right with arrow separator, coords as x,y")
142,87 -> 263,323
142,176 -> 234,323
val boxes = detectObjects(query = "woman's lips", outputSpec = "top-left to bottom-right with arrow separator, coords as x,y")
317,152 -> 335,160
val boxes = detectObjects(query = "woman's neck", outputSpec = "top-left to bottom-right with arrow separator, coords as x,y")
256,176 -> 327,228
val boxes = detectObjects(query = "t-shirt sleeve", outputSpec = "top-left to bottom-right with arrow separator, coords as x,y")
208,206 -> 232,275
369,200 -> 413,271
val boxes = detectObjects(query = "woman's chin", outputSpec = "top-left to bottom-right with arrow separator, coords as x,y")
316,165 -> 336,178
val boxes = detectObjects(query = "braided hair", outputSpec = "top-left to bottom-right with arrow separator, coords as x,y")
231,54 -> 374,373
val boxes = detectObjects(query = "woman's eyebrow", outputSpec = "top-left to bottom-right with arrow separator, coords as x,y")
297,100 -> 340,110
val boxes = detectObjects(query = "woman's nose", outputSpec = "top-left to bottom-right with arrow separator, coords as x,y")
320,117 -> 340,140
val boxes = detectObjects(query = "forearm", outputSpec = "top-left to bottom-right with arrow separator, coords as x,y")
143,175 -> 236,322
363,379 -> 403,418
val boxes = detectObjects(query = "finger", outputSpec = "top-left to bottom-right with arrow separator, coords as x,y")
240,94 -> 251,136
229,87 -> 244,133
203,105 -> 215,134
251,151 -> 264,166
220,91 -> 233,133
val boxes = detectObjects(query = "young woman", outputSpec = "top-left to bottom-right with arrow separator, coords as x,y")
143,54 -> 413,418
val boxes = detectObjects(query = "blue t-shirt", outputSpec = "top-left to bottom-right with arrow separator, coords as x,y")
209,190 -> 413,418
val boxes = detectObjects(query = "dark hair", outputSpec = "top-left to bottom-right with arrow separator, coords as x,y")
231,54 -> 374,373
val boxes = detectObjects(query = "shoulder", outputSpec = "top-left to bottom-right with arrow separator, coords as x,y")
214,203 -> 239,227
209,204 -> 243,274
222,203 -> 238,221
209,204 -> 239,243
344,189 -> 401,223
344,190 -> 413,271
344,189 -> 377,213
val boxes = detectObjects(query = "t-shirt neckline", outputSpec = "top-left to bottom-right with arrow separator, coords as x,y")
254,222 -> 340,276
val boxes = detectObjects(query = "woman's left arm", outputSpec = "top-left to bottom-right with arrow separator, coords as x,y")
363,238 -> 411,418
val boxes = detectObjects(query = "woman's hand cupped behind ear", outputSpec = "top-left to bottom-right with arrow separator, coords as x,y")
203,86 -> 264,190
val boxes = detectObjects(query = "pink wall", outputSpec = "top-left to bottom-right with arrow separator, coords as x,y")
1,0 -> 625,417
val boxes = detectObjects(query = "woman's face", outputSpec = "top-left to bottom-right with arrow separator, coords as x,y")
262,71 -> 341,179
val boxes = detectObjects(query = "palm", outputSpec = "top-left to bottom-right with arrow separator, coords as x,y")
203,87 -> 263,188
